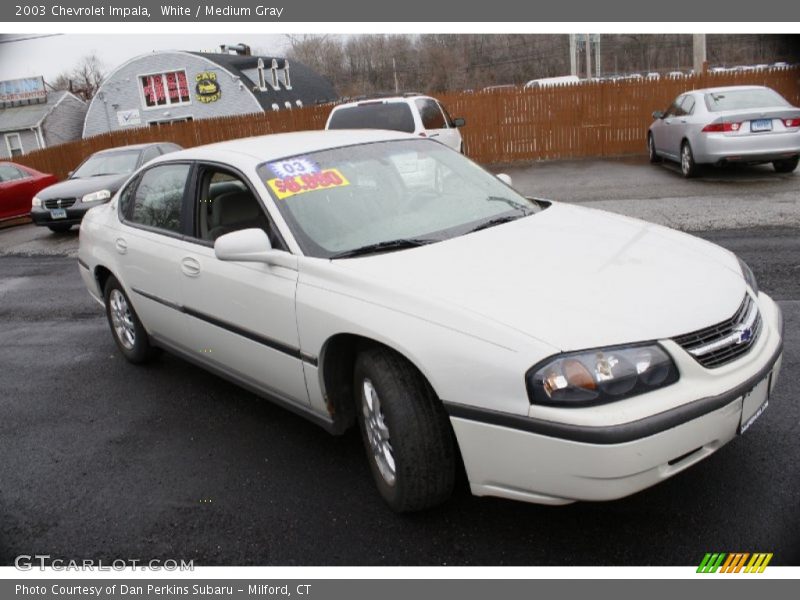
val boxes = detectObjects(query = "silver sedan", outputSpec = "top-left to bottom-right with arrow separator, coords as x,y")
648,85 -> 800,177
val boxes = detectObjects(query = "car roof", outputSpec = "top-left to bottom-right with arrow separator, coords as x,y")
332,95 -> 430,109
156,129 -> 416,165
691,85 -> 770,94
94,142 -> 168,155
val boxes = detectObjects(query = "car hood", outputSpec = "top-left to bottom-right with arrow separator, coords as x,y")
328,202 -> 746,351
36,173 -> 128,200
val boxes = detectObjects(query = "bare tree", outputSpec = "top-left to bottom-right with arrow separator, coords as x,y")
48,52 -> 106,101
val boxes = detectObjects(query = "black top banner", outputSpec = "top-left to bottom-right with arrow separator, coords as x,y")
3,0 -> 800,22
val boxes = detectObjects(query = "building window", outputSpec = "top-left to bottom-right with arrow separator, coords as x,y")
4,132 -> 23,157
148,116 -> 194,127
140,70 -> 190,108
282,60 -> 291,89
271,59 -> 279,88
257,58 -> 267,90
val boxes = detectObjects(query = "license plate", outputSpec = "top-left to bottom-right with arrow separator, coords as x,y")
738,374 -> 771,434
50,208 -> 67,219
750,119 -> 773,132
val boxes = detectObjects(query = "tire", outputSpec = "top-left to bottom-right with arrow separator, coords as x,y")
47,224 -> 72,233
647,133 -> 661,163
773,156 -> 799,173
103,275 -> 158,364
353,347 -> 455,512
680,140 -> 699,178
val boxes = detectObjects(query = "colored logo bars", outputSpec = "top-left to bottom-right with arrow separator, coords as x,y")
697,552 -> 773,573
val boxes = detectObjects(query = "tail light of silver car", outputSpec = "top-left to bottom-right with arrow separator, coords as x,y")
783,118 -> 800,128
702,122 -> 741,133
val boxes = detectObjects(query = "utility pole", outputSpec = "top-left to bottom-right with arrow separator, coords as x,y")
594,34 -> 600,78
585,34 -> 592,80
569,34 -> 577,76
693,33 -> 707,75
393,57 -> 399,93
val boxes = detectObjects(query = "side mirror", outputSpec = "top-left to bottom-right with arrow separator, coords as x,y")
652,111 -> 665,119
214,228 -> 296,269
496,173 -> 513,187
452,117 -> 466,128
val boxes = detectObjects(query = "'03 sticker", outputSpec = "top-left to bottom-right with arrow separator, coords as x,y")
268,157 -> 320,179
266,168 -> 350,200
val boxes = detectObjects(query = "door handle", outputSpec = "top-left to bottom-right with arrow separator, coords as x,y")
428,133 -> 440,138
114,238 -> 127,254
181,257 -> 201,277
679,119 -> 687,123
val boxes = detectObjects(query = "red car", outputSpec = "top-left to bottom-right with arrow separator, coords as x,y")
0,162 -> 58,222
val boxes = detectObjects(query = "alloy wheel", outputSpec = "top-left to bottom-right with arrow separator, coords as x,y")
109,289 -> 136,350
361,378 -> 396,486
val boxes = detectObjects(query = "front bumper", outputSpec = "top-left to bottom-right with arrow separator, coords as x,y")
692,130 -> 800,164
30,202 -> 102,227
447,292 -> 784,505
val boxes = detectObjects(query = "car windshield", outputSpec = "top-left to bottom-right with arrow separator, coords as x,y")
704,88 -> 790,112
327,103 -> 416,134
257,139 -> 540,258
72,150 -> 141,178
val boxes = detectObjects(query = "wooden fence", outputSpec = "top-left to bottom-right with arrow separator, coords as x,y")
15,67 -> 800,180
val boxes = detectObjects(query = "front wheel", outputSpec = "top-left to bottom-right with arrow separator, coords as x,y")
354,347 -> 455,512
681,141 -> 699,178
773,157 -> 799,173
103,276 -> 158,364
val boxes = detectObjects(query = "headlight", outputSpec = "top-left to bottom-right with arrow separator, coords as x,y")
737,257 -> 759,296
32,196 -> 42,208
81,189 -> 111,203
526,344 -> 679,407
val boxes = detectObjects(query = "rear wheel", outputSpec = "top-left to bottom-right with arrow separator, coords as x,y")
47,224 -> 72,233
773,157 -> 799,173
103,276 -> 158,364
647,133 -> 661,163
680,141 -> 699,178
354,347 -> 455,512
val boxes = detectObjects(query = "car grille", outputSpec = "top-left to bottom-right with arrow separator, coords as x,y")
673,294 -> 762,369
43,198 -> 77,209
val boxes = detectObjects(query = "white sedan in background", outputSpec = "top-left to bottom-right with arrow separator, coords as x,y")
648,85 -> 800,176
78,130 -> 783,511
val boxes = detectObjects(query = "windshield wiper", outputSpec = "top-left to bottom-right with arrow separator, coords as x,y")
88,172 -> 119,177
466,214 -> 527,234
329,238 -> 435,259
486,196 -> 532,213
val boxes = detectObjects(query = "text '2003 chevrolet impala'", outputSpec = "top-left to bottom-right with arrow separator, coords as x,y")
78,130 -> 783,512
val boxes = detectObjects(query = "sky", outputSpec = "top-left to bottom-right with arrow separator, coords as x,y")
0,34 -> 292,83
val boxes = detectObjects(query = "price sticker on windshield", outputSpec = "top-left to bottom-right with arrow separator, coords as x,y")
266,168 -> 350,200
268,157 -> 320,178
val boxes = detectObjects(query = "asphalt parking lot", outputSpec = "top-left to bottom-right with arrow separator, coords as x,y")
0,157 -> 798,566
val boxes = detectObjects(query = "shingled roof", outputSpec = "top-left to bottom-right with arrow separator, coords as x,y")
188,52 -> 337,109
0,90 -> 82,132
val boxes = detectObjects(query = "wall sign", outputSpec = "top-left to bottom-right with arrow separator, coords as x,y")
195,72 -> 221,103
117,109 -> 142,126
0,76 -> 47,107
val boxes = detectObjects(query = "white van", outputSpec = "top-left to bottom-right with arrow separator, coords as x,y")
325,94 -> 465,153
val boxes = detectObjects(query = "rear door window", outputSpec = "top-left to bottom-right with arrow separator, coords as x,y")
327,103 -> 416,133
415,98 -> 447,129
680,95 -> 696,115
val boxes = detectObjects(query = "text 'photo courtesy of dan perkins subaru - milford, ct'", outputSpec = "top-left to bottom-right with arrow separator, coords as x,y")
0,1 -> 799,598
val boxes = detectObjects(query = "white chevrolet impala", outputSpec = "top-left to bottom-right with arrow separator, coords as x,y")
78,130 -> 783,512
